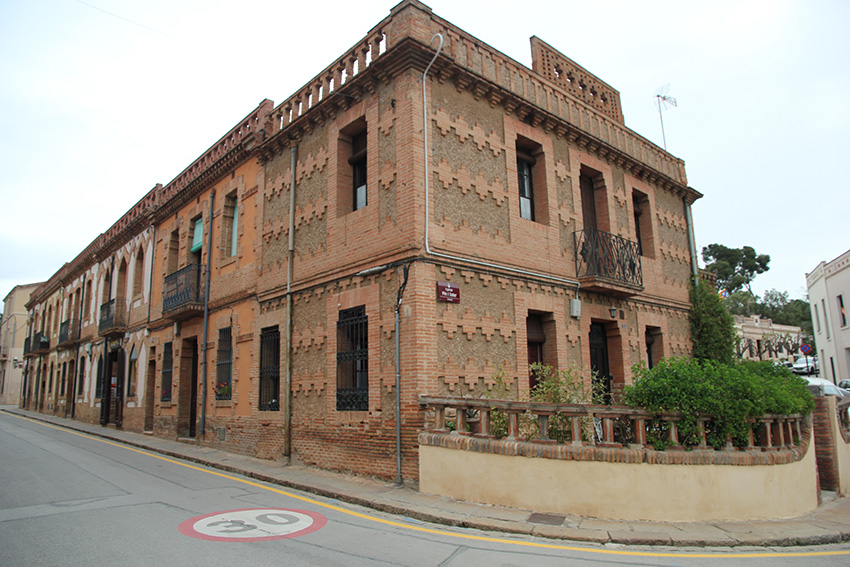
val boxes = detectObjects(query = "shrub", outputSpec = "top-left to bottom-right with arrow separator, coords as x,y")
624,358 -> 814,449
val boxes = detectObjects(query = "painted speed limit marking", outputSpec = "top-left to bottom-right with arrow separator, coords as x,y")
178,508 -> 327,542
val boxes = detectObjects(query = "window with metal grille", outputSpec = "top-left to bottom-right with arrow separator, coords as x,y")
336,306 -> 368,411
216,327 -> 232,400
95,357 -> 103,398
161,342 -> 173,402
259,326 -> 280,411
77,356 -> 86,396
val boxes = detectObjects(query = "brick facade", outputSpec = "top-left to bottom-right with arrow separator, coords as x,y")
21,1 -> 701,481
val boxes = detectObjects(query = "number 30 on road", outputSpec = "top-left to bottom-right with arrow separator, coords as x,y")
179,508 -> 328,542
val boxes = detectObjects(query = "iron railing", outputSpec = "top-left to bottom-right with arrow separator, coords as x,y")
99,297 -> 128,334
23,337 -> 31,356
31,331 -> 50,354
58,318 -> 80,347
215,327 -> 232,400
163,264 -> 203,313
574,228 -> 642,287
259,327 -> 280,411
336,306 -> 368,411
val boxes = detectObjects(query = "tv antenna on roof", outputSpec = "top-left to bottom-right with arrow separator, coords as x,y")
655,84 -> 677,151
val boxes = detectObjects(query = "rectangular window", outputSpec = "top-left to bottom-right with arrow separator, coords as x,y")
336,306 -> 368,411
259,326 -> 280,410
77,357 -> 86,396
632,189 -> 654,257
814,303 -> 822,333
838,295 -> 847,327
95,357 -> 103,399
127,347 -> 138,398
222,193 -> 239,258
191,217 -> 204,254
515,137 -> 548,223
351,129 -> 367,211
167,229 -> 180,274
518,156 -> 535,221
216,327 -> 233,400
822,299 -> 830,339
161,342 -> 173,402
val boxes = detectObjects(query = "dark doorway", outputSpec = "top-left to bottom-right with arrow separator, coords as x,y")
144,349 -> 156,432
100,347 -> 124,427
526,313 -> 546,391
589,323 -> 612,404
178,338 -> 198,438
580,173 -> 598,231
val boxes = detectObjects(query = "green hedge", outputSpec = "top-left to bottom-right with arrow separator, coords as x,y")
623,358 -> 814,449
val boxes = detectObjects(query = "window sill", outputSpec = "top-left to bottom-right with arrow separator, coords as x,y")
215,400 -> 232,407
219,255 -> 238,269
160,401 -> 172,408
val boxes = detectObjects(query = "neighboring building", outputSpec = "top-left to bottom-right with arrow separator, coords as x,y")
21,1 -> 701,480
806,248 -> 850,384
0,283 -> 41,405
733,315 -> 801,363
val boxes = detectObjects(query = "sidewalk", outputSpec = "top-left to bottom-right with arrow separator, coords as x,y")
4,406 -> 850,548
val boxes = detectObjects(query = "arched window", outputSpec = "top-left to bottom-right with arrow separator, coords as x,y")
127,346 -> 138,398
77,356 -> 86,396
133,246 -> 144,297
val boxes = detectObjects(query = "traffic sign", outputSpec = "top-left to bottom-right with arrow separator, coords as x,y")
178,508 -> 327,542
800,344 -> 812,355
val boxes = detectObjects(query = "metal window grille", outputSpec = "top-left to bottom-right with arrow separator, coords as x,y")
77,357 -> 85,396
336,306 -> 368,411
161,342 -> 173,402
95,357 -> 103,398
216,327 -> 233,400
259,327 -> 280,411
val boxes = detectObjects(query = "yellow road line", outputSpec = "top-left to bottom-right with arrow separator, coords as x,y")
7,412 -> 850,559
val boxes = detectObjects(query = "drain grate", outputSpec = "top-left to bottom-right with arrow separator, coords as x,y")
527,512 -> 566,526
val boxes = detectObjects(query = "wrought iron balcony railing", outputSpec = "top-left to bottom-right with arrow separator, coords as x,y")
99,297 -> 128,336
58,318 -> 80,348
30,331 -> 50,354
574,228 -> 643,289
162,264 -> 204,318
23,336 -> 31,356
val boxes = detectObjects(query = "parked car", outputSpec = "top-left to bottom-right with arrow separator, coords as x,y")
774,360 -> 794,370
838,379 -> 850,390
793,356 -> 818,375
805,377 -> 849,397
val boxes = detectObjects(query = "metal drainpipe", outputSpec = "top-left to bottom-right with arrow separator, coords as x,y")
394,263 -> 410,486
284,143 -> 297,458
200,189 -> 215,437
683,196 -> 698,281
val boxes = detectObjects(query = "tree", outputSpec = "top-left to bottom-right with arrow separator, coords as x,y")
690,280 -> 736,364
702,244 -> 770,295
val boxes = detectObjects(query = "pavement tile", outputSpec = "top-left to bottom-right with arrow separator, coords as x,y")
462,516 -> 534,535
608,529 -> 672,546
531,524 -> 609,543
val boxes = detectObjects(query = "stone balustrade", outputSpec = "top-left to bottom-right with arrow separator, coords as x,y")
419,395 -> 806,460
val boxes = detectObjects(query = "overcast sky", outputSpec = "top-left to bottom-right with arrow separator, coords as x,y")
1,0 -> 848,305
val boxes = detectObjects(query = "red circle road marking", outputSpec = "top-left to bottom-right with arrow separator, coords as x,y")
178,508 -> 327,542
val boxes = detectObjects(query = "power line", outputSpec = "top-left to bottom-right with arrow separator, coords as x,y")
72,0 -> 182,42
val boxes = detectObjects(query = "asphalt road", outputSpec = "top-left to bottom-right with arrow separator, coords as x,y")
1,411 -> 849,566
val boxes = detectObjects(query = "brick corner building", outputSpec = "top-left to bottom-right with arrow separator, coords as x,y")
21,0 -> 701,481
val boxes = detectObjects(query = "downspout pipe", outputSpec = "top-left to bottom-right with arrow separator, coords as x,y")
284,143 -> 298,458
422,34 -> 581,292
394,263 -> 410,486
683,196 -> 699,282
200,189 -> 215,437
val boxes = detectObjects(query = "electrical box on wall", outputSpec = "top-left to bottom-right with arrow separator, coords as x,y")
570,298 -> 582,318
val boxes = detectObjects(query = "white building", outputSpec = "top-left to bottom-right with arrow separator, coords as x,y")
733,315 -> 801,363
0,283 -> 42,405
806,249 -> 850,384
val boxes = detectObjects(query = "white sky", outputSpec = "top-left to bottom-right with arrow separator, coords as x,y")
1,0 -> 848,304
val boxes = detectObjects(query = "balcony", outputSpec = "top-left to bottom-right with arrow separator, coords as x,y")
574,228 -> 643,296
23,337 -> 31,357
30,331 -> 50,355
99,297 -> 128,337
0,346 -> 7,361
58,318 -> 80,349
162,264 -> 204,321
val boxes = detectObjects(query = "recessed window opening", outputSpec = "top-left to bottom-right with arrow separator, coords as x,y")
350,129 -> 367,211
